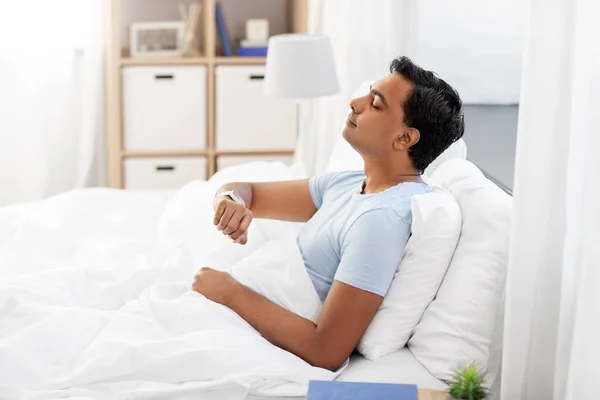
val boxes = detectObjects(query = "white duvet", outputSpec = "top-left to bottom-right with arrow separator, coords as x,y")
0,163 -> 338,400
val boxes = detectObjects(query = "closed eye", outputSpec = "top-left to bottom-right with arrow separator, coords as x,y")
371,103 -> 381,110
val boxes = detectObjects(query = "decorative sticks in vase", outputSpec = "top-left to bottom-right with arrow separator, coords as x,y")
179,2 -> 202,57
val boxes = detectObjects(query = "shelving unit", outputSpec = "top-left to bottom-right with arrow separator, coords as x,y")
119,56 -> 267,66
122,150 -> 210,158
122,149 -> 298,158
105,0 -> 307,188
120,57 -> 210,66
214,56 -> 266,65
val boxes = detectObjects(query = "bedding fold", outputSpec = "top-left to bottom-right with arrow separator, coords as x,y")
0,162 -> 337,399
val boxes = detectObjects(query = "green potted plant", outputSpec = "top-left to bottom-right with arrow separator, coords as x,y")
447,364 -> 488,400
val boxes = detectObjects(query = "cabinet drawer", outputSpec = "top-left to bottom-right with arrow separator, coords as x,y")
124,157 -> 207,189
215,66 -> 297,151
217,155 -> 294,171
123,66 -> 207,152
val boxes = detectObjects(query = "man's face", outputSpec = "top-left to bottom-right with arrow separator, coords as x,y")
342,73 -> 414,157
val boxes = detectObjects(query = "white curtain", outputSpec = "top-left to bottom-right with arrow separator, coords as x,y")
0,0 -> 105,206
299,0 -> 417,176
501,0 -> 600,398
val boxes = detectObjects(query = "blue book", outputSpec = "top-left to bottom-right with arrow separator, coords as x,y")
307,380 -> 418,400
215,1 -> 232,56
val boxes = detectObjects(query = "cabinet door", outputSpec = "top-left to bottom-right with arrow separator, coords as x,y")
216,65 -> 297,151
124,157 -> 207,189
123,66 -> 207,151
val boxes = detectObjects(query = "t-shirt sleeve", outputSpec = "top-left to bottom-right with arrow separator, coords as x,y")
308,171 -> 345,209
334,209 -> 410,297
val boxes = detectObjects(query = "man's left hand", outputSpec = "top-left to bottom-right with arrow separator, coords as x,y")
192,267 -> 239,305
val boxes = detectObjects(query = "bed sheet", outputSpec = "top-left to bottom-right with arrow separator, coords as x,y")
1,162 -> 337,399
339,348 -> 446,389
0,163 -> 446,399
247,348 -> 446,400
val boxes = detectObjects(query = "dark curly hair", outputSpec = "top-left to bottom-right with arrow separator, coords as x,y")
390,56 -> 465,172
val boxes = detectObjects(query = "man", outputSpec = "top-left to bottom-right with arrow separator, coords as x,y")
192,56 -> 464,371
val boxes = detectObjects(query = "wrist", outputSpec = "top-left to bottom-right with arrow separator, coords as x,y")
222,276 -> 243,307
217,189 -> 246,207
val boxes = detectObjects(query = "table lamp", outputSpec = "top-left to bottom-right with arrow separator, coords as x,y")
264,34 -> 340,165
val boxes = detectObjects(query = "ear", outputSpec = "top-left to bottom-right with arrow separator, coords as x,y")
392,127 -> 420,151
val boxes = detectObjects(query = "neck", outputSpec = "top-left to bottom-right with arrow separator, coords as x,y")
362,159 -> 422,194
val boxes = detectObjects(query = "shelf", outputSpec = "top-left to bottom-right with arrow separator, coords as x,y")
216,149 -> 294,156
120,57 -> 209,66
214,57 -> 266,65
122,150 -> 210,158
121,150 -> 295,158
119,57 -> 266,66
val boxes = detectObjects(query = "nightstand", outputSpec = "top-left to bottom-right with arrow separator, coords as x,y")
419,388 -> 447,400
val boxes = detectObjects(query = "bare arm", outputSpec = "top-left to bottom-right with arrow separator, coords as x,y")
216,180 -> 317,222
221,278 -> 382,370
196,193 -> 391,368
211,180 -> 317,245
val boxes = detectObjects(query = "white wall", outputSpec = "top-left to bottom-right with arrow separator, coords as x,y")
415,0 -> 526,104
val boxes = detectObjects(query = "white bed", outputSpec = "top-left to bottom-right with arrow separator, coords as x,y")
340,349 -> 445,389
0,162 -> 444,399
247,349 -> 447,400
1,156 -> 509,399
122,174 -> 447,396
107,188 -> 446,395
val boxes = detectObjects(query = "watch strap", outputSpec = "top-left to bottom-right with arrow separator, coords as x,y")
219,190 -> 246,207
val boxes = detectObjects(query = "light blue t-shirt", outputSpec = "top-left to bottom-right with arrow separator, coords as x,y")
297,170 -> 429,302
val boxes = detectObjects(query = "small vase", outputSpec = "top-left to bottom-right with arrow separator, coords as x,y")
182,31 -> 200,57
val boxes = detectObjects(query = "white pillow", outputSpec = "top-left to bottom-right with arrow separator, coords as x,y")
357,186 -> 461,359
408,159 -> 511,384
423,139 -> 467,176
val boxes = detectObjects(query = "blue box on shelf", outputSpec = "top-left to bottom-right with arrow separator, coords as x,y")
238,46 -> 268,57
307,380 -> 418,400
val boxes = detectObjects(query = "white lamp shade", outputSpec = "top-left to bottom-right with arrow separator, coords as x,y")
265,34 -> 340,99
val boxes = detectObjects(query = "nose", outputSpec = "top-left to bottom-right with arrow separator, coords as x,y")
349,95 -> 366,114
350,99 -> 361,114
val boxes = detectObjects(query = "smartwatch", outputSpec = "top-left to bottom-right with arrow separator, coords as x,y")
219,190 -> 246,207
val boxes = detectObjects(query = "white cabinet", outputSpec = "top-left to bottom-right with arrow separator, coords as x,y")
215,65 -> 297,151
124,157 -> 207,189
123,66 -> 207,151
119,64 -> 296,190
217,155 -> 294,171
